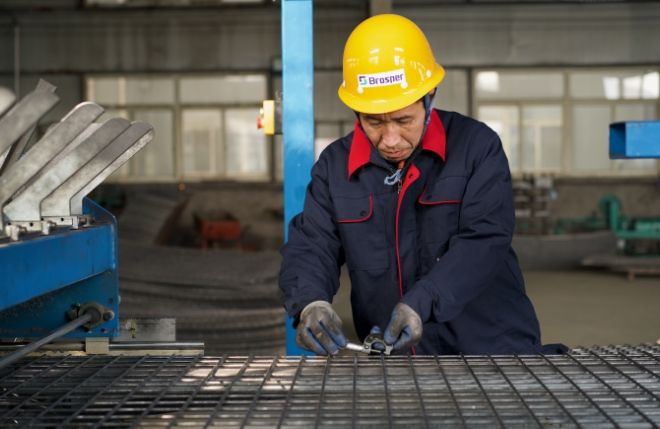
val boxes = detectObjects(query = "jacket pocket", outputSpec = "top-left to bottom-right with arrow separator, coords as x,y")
417,176 -> 467,244
335,194 -> 389,271
337,195 -> 373,223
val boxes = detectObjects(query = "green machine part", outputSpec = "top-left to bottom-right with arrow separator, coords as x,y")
599,193 -> 622,232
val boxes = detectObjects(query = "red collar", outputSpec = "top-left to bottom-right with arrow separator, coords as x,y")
347,109 -> 446,178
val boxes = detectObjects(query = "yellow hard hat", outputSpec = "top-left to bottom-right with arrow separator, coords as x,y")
338,14 -> 445,114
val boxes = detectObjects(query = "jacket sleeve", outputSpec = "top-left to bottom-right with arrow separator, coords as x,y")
278,154 -> 344,319
401,125 -> 516,323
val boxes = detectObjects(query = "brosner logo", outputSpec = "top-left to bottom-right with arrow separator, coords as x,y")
357,69 -> 407,93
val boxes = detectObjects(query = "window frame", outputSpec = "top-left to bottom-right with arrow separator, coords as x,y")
85,72 -> 270,183
473,67 -> 660,178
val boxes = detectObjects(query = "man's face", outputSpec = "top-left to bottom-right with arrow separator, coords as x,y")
358,100 -> 426,163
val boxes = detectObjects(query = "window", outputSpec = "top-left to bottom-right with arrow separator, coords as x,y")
86,74 -> 268,182
479,105 -> 520,170
182,109 -> 223,177
315,121 -> 354,159
476,71 -> 564,100
475,68 -> 659,176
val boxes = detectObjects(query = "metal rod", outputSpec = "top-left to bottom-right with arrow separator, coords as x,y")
241,355 -> 280,429
380,354 -> 393,429
540,354 -> 620,427
0,354 -> 77,417
434,355 -> 467,429
344,342 -> 368,354
114,355 -> 188,427
1,355 -> 84,425
0,313 -> 92,371
313,356 -> 331,429
351,355 -> 357,429
203,355 -> 252,429
407,355 -> 430,429
165,355 -> 225,429
571,352 -> 659,426
58,355 -> 138,427
513,355 -> 581,427
276,356 -> 304,429
460,355 -> 506,428
27,355 -> 122,427
486,355 -> 544,429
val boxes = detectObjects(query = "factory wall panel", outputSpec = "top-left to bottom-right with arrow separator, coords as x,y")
2,4 -> 659,73
0,8 -> 281,73
400,4 -> 660,66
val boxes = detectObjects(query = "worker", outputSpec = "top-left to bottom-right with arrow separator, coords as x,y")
279,14 -> 562,356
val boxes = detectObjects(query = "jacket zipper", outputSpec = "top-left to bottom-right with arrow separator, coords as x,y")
395,165 -> 420,356
396,160 -> 404,195
394,165 -> 419,296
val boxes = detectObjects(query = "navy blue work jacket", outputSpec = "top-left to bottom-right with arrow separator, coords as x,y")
279,109 -> 542,355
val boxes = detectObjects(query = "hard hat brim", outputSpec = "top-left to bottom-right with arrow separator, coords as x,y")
338,65 -> 445,114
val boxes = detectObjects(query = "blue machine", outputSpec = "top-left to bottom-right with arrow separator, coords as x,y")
0,200 -> 120,339
610,120 -> 660,159
608,120 -> 660,254
0,82 -> 153,347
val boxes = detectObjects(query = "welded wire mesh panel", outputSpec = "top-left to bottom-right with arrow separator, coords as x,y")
0,345 -> 658,428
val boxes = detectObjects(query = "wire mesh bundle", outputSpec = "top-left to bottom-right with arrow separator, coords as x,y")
118,240 -> 285,355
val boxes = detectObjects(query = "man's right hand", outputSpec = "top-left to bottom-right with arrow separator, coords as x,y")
296,301 -> 347,355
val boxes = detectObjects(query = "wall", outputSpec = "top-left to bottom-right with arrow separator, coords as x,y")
401,4 -> 660,67
2,3 -> 659,106
552,177 -> 660,218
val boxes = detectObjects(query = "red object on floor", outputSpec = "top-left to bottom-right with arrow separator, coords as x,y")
195,218 -> 241,249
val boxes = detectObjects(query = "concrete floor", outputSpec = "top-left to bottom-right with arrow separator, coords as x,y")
333,268 -> 660,350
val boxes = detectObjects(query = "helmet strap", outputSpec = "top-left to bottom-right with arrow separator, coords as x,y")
417,88 -> 438,147
422,88 -> 438,129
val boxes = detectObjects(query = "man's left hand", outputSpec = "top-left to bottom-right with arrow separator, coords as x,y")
384,302 -> 422,350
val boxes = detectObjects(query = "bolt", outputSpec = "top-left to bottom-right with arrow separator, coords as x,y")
103,310 -> 115,322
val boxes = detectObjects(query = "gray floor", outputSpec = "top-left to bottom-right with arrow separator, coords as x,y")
333,268 -> 660,350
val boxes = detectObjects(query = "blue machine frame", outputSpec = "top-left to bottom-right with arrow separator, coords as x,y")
0,199 -> 120,339
282,0 -> 315,355
610,120 -> 660,159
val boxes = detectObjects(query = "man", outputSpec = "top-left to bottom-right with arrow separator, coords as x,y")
279,14 -> 549,355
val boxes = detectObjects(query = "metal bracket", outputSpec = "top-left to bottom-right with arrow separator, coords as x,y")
0,102 -> 104,233
67,302 -> 116,331
85,337 -> 110,354
345,332 -> 393,356
41,122 -> 153,217
3,117 -> 130,223
0,80 -> 57,176
0,86 -> 59,158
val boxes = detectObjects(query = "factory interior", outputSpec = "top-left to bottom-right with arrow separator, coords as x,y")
0,0 -> 659,427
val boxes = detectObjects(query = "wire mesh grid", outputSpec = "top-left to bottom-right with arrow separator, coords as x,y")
0,345 -> 658,428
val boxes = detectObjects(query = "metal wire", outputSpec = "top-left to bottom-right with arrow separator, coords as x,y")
0,345 -> 658,428
0,313 -> 92,371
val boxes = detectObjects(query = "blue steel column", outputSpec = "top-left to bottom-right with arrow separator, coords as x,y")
282,0 -> 314,356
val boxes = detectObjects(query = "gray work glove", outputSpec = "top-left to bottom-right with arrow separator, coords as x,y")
296,301 -> 347,355
383,302 -> 423,351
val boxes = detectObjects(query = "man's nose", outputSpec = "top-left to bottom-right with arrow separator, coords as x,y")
381,123 -> 401,147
